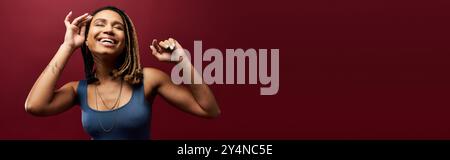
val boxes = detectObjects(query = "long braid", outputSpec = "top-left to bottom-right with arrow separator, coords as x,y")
112,12 -> 142,85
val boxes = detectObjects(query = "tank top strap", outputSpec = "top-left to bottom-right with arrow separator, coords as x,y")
77,80 -> 88,110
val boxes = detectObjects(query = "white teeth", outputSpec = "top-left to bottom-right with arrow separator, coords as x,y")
99,38 -> 114,44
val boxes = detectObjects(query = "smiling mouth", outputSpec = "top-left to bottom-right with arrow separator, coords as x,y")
97,38 -> 117,47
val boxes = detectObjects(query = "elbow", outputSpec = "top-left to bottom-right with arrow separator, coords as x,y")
205,106 -> 221,119
212,109 -> 221,118
24,102 -> 48,117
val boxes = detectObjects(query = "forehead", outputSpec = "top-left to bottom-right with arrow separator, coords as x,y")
92,10 -> 124,24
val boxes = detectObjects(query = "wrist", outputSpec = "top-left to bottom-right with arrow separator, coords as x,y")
60,42 -> 76,53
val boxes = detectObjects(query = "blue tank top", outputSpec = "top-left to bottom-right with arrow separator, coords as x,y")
77,80 -> 152,140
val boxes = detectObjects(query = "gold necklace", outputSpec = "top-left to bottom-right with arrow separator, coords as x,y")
95,80 -> 123,110
94,79 -> 123,133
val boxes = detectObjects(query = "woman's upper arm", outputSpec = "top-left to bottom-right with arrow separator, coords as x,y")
27,81 -> 79,116
143,68 -> 210,117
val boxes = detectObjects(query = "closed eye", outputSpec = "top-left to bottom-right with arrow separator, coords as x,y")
114,26 -> 124,30
94,22 -> 105,27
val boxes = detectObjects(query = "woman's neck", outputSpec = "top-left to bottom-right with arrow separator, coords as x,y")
94,60 -> 117,83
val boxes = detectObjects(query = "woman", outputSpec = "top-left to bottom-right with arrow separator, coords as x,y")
24,6 -> 220,140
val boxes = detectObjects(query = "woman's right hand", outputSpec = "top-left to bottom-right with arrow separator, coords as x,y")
63,11 -> 92,50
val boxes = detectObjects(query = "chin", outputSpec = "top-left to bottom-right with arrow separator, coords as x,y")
91,45 -> 123,56
96,49 -> 119,55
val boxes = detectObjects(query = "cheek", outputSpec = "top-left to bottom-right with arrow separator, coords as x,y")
87,36 -> 96,47
86,30 -> 98,47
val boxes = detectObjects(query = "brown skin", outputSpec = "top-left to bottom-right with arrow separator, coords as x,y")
25,10 -> 220,119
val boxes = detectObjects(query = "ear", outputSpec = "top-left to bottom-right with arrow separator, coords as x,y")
85,40 -> 88,46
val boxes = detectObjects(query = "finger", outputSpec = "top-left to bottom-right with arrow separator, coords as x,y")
83,15 -> 93,23
71,13 -> 89,26
149,45 -> 157,54
64,11 -> 72,27
150,40 -> 158,54
79,23 -> 87,36
163,40 -> 171,49
77,15 -> 92,28
159,41 -> 168,49
152,39 -> 163,52
77,14 -> 92,27
152,39 -> 158,48
168,38 -> 175,50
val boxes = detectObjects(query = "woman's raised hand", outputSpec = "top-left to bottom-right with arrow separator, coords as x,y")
150,38 -> 186,63
63,11 -> 92,50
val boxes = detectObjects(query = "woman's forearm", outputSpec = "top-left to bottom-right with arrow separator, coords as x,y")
181,61 -> 221,116
25,43 -> 74,111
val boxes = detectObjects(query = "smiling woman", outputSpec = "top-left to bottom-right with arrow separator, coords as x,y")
81,7 -> 142,85
24,6 -> 221,140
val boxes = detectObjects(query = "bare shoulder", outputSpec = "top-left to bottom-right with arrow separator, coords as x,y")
61,81 -> 79,94
143,67 -> 170,83
142,67 -> 170,95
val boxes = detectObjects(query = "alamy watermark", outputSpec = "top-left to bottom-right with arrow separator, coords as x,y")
170,41 -> 279,95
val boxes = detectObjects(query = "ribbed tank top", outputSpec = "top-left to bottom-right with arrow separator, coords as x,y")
77,80 -> 152,140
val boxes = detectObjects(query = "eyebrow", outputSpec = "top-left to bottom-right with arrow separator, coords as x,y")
93,18 -> 124,26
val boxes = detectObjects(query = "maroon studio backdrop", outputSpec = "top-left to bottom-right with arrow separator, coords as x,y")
1,0 -> 450,139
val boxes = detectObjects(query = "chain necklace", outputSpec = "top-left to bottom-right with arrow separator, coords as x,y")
94,79 -> 123,133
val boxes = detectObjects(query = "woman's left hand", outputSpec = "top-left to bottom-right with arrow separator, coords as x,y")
149,38 -> 186,63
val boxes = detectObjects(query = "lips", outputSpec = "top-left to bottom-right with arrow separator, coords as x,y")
97,37 -> 117,47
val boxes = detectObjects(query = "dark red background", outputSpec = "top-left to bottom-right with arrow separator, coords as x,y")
1,0 -> 450,139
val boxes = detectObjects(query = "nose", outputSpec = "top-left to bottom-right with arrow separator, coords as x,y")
102,25 -> 115,35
